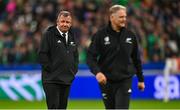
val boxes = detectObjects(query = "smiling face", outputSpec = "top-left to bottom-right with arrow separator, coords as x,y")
111,10 -> 127,28
110,9 -> 127,28
57,12 -> 72,33
109,5 -> 127,31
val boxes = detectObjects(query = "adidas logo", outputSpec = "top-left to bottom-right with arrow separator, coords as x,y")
128,88 -> 132,93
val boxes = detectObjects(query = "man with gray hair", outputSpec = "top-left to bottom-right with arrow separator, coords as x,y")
87,5 -> 145,109
38,11 -> 78,109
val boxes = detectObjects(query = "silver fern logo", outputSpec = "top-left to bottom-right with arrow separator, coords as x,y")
126,38 -> 132,44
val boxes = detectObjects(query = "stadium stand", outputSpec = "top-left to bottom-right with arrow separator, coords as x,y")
0,0 -> 179,65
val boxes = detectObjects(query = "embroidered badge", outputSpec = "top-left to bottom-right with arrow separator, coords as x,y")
104,36 -> 110,45
57,40 -> 61,43
126,38 -> 132,44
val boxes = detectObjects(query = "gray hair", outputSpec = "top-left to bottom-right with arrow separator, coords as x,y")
57,11 -> 71,18
109,5 -> 126,15
56,11 -> 72,22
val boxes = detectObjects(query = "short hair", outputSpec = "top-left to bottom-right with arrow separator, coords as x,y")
57,11 -> 71,18
109,5 -> 126,15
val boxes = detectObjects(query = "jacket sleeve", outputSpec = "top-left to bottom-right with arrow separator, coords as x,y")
38,31 -> 51,72
87,33 -> 101,75
131,34 -> 144,82
74,37 -> 79,73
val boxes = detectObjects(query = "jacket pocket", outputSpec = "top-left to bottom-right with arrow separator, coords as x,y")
127,64 -> 136,74
69,44 -> 77,52
42,63 -> 51,72
51,61 -> 64,72
70,63 -> 78,75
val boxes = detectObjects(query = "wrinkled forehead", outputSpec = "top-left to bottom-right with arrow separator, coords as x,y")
58,15 -> 72,21
57,11 -> 72,21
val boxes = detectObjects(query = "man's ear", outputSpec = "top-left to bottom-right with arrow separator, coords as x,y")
56,19 -> 59,25
110,15 -> 114,22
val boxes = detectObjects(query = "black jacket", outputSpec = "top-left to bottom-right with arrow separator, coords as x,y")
38,26 -> 79,85
87,24 -> 144,82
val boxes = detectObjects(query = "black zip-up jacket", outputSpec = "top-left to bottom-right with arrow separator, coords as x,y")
38,26 -> 78,85
87,24 -> 144,82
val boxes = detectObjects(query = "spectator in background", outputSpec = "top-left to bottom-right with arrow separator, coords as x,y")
0,0 -> 179,65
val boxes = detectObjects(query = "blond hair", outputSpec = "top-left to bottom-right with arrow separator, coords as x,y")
109,5 -> 126,15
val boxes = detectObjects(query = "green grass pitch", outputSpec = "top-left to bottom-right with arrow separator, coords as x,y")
0,99 -> 179,109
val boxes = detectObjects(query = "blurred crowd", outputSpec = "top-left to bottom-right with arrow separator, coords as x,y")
0,0 -> 179,65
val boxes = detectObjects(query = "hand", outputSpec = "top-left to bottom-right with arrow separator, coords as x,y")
96,72 -> 107,85
138,82 -> 145,91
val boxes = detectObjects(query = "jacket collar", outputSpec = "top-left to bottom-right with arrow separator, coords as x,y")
106,22 -> 125,35
56,26 -> 68,37
47,25 -> 73,41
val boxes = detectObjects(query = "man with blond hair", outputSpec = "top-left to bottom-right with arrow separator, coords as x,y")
87,5 -> 145,109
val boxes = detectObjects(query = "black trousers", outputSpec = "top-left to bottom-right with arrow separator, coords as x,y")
99,78 -> 132,110
43,83 -> 70,109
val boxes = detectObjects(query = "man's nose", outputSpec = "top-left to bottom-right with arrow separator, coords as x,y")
123,17 -> 126,21
63,23 -> 68,26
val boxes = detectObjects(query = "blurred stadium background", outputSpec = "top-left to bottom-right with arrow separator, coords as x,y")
0,0 -> 180,109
